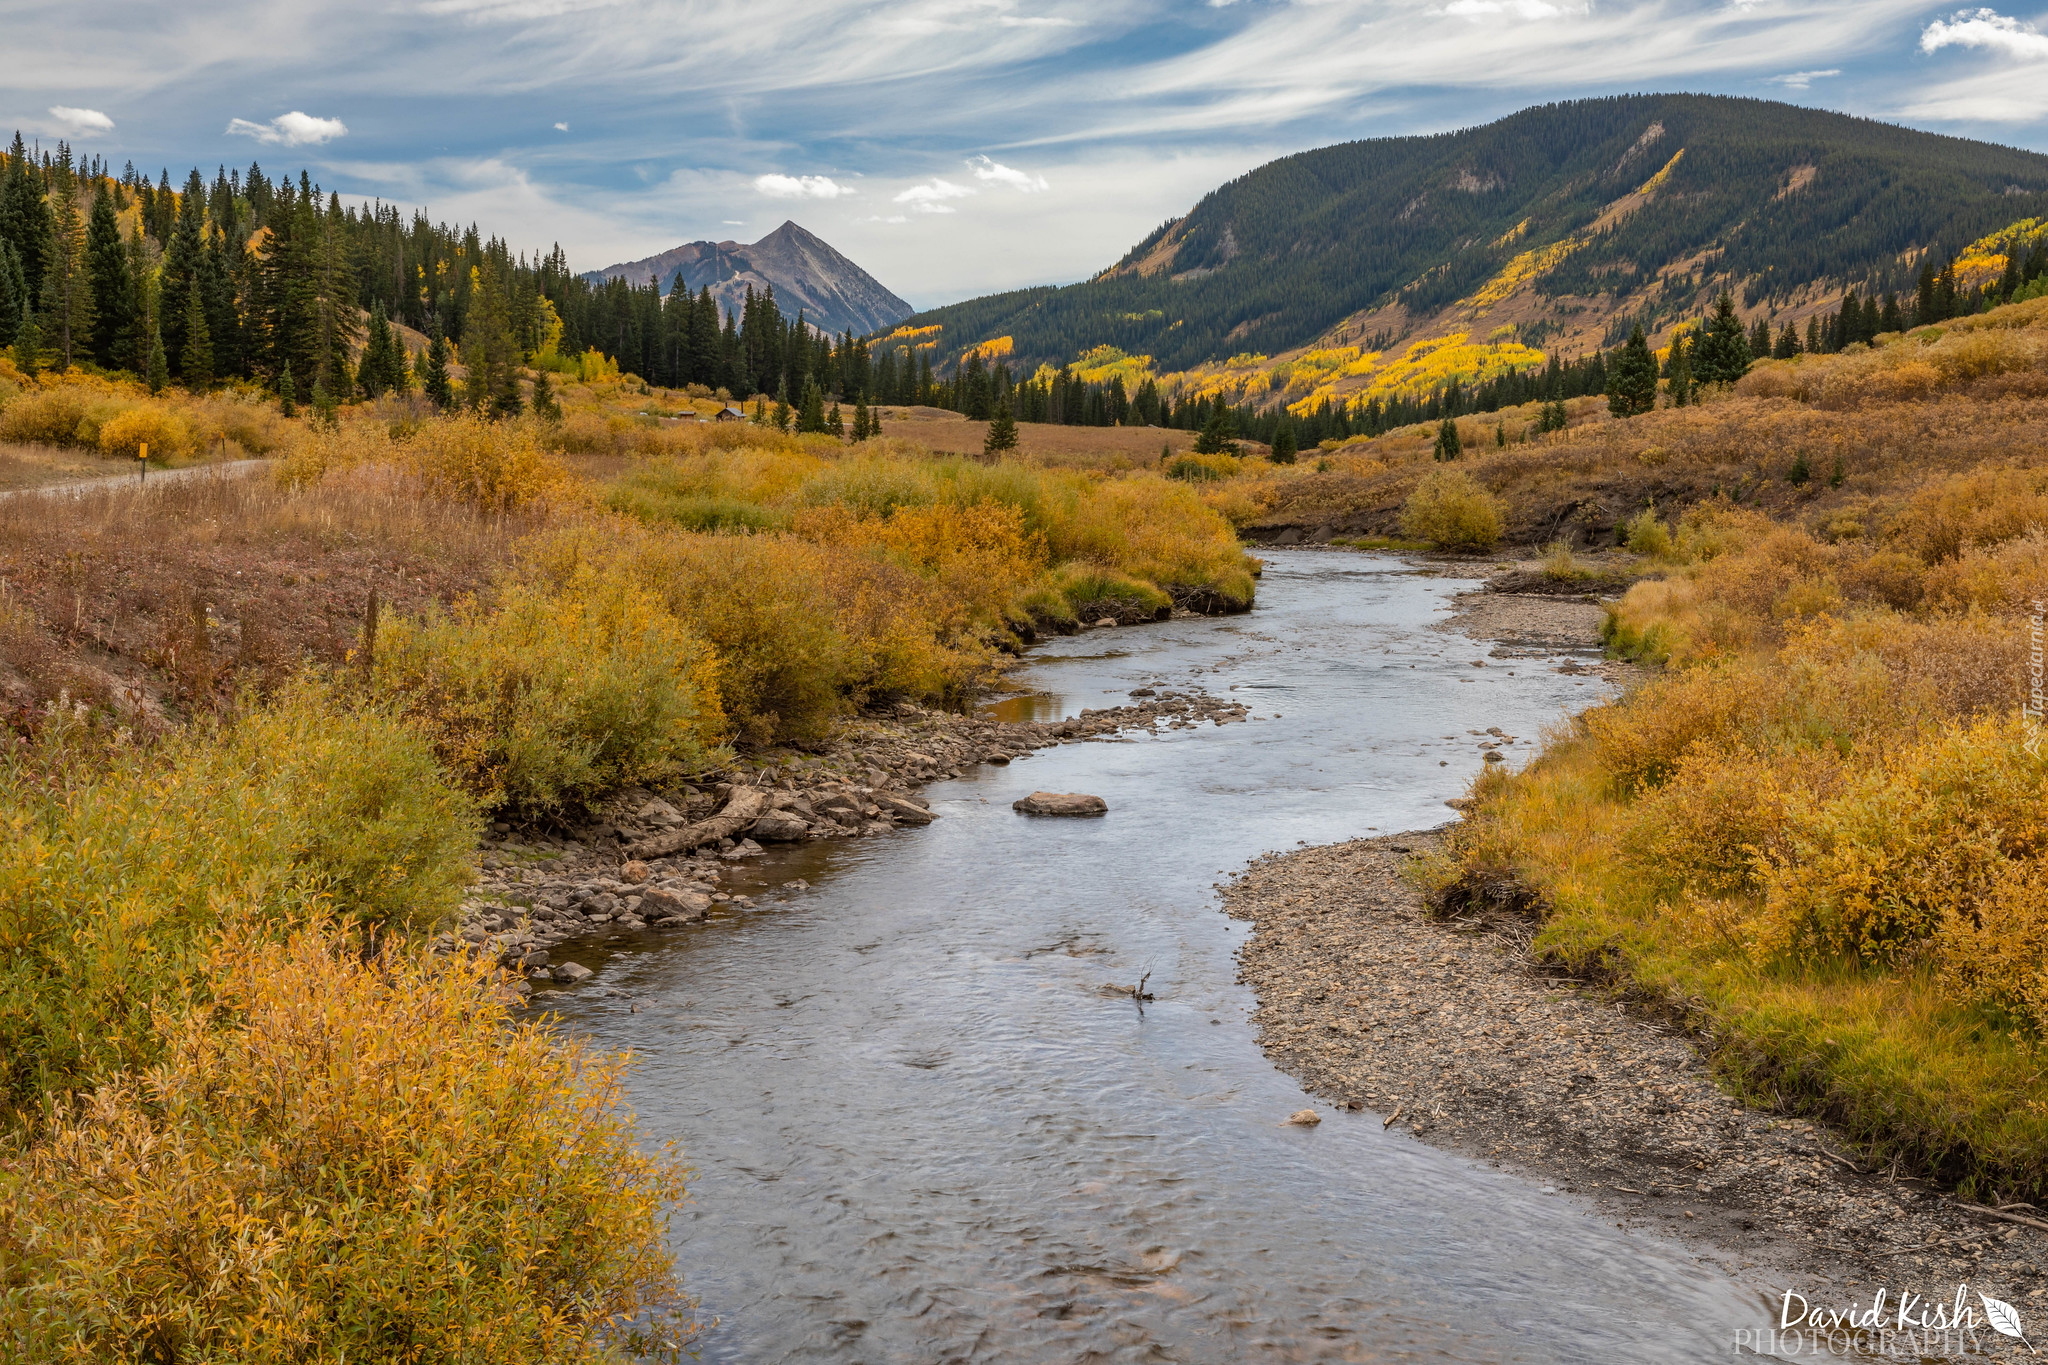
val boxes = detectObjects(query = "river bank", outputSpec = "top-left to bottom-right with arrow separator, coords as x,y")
441,674 -> 1252,975
1225,565 -> 2047,1340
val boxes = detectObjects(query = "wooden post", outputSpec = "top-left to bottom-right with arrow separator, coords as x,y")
361,588 -> 380,680
138,441 -> 147,481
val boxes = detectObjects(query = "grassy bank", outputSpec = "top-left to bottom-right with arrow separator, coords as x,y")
0,356 -> 1258,1356
1425,298 -> 2048,1201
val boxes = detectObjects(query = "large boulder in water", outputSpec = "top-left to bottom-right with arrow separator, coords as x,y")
1013,791 -> 1108,816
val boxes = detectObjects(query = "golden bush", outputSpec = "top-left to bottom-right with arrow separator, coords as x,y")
372,568 -> 726,811
95,405 -> 194,461
0,926 -> 695,1364
401,414 -> 572,512
1398,468 -> 1505,549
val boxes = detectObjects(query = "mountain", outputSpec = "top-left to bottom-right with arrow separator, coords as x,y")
584,221 -> 913,336
898,95 -> 2048,376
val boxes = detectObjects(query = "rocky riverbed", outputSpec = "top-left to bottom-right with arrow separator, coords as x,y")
434,687 -> 1251,979
1222,565 -> 2047,1342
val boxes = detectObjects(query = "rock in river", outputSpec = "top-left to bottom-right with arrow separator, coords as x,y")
640,886 -> 712,921
1013,791 -> 1109,816
752,809 -> 811,842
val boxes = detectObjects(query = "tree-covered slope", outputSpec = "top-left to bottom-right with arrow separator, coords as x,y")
899,95 -> 2048,372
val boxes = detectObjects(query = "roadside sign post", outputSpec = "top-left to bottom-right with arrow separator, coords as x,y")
138,442 -> 148,482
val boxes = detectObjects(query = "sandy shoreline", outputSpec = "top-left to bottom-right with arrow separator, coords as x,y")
1225,572 -> 2045,1345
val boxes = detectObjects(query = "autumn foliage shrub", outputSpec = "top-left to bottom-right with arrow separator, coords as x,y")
370,567 -> 727,812
1398,468 -> 1505,549
0,681 -> 476,1121
0,926 -> 695,1365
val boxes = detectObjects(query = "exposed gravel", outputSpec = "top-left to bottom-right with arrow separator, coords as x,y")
440,683 -> 1254,975
1221,569 -> 2047,1356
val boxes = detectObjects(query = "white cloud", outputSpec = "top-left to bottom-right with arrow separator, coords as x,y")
225,110 -> 350,146
47,105 -> 114,134
1920,8 -> 2048,58
860,213 -> 912,223
969,155 -> 1049,191
753,172 -> 854,198
894,177 -> 974,212
1441,0 -> 1568,18
723,218 -> 747,224
554,120 -> 570,130
1768,68 -> 1840,87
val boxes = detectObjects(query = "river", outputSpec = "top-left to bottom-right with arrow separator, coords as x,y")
545,550 -> 1774,1362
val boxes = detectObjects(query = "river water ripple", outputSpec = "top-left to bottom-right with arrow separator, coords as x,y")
546,550 -> 1774,1363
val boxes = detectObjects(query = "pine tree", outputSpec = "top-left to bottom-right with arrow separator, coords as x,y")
38,153 -> 92,371
422,324 -> 453,409
159,169 -> 206,378
1270,421 -> 1297,464
1665,330 -> 1694,407
796,375 -> 826,433
14,305 -> 46,374
180,285 -> 212,389
310,378 -> 337,428
1192,405 -> 1238,455
773,377 -> 792,433
1432,417 -> 1463,460
359,299 -> 397,399
1536,399 -> 1569,433
531,369 -> 561,421
462,258 -> 522,417
1607,323 -> 1658,417
1747,316 -> 1771,361
826,402 -> 844,439
984,396 -> 1019,454
279,360 -> 297,417
1773,321 -> 1800,359
84,189 -> 133,368
1691,294 -> 1752,387
868,405 -> 882,439
0,240 -> 22,346
0,134 -> 52,302
851,396 -> 872,443
1493,422 -> 1506,448
144,322 -> 167,394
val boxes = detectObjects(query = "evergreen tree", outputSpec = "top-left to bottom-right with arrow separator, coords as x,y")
1879,292 -> 1903,335
1664,330 -> 1694,407
144,322 -> 167,394
850,396 -> 872,443
38,153 -> 91,370
868,405 -> 882,439
180,285 -> 212,389
279,360 -> 297,417
1269,421 -> 1297,464
0,240 -> 22,346
84,189 -> 133,368
158,169 -> 207,378
0,133 -> 51,302
14,305 -> 46,374
310,378 -> 338,427
1691,294 -> 1752,387
1607,323 -> 1658,417
796,375 -> 826,433
826,402 -> 844,439
1493,422 -> 1506,448
772,377 -> 791,433
531,369 -> 561,421
984,396 -> 1019,454
422,324 -> 453,409
1536,399 -> 1569,433
462,259 -> 522,417
1432,417 -> 1463,460
1747,316 -> 1771,361
359,300 -> 397,399
1773,321 -> 1801,359
1191,405 -> 1238,455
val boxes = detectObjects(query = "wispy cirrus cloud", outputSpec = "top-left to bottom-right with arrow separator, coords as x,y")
225,110 -> 348,145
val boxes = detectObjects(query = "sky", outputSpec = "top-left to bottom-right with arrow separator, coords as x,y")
7,1 -> 2048,309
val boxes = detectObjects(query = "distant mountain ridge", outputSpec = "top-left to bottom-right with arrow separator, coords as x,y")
896,95 -> 2048,375
584,222 -> 913,336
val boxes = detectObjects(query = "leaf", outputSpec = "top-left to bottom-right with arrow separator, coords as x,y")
1981,1292 -> 2028,1342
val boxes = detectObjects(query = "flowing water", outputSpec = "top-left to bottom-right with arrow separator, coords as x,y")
547,551 -> 1775,1362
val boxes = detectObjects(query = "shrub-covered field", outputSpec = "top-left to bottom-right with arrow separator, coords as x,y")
1425,297 -> 2048,1201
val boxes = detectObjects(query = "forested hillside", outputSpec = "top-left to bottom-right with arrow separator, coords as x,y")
0,136 -> 834,402
898,95 -> 2048,374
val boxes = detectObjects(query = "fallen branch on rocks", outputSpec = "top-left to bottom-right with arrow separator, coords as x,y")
624,787 -> 768,859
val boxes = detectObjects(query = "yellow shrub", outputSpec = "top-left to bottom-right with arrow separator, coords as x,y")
1753,714 -> 2048,962
0,387 -> 95,447
1398,468 -> 1505,550
0,926 -> 695,1364
0,681 -> 476,1116
401,414 -> 572,512
372,568 -> 726,811
95,405 -> 194,461
1939,856 -> 2048,1034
